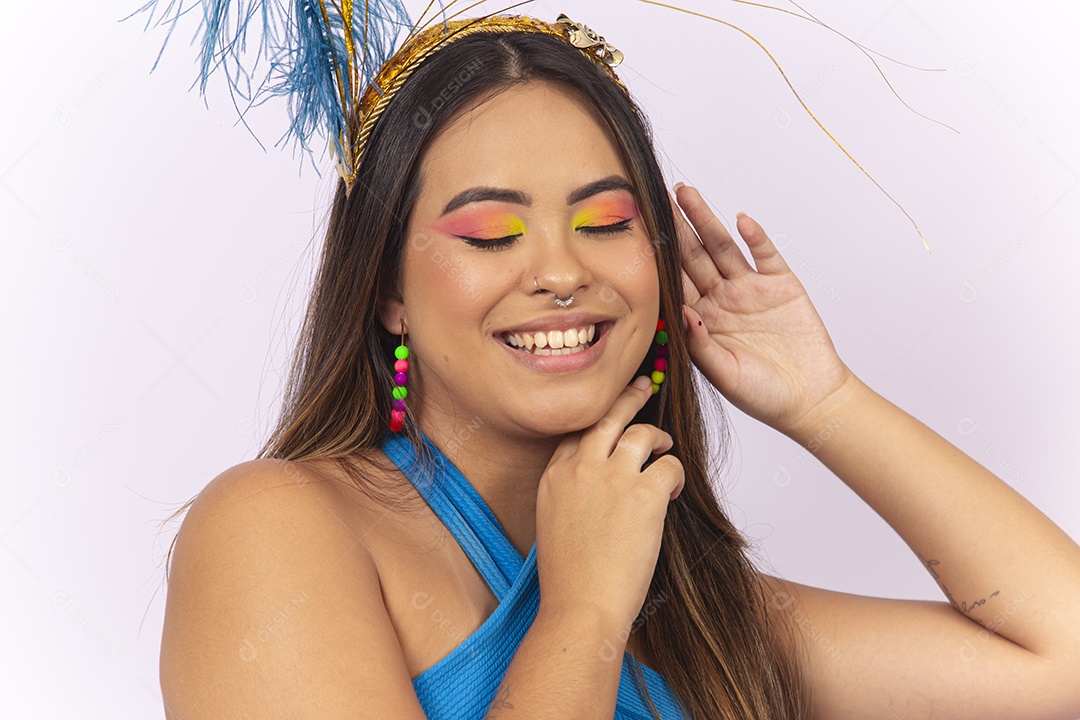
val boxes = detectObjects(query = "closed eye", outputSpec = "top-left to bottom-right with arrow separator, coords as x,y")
456,233 -> 521,251
578,218 -> 634,236
457,219 -> 635,251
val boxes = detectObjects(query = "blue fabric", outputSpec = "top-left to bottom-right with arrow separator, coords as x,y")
382,431 -> 691,720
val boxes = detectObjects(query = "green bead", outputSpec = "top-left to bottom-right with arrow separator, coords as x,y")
392,386 -> 408,400
654,330 -> 668,345
650,370 -> 665,385
395,345 -> 410,360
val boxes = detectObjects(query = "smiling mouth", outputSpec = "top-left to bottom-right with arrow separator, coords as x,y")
500,322 -> 607,356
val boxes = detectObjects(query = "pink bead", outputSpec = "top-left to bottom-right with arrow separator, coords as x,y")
394,359 -> 409,373
654,358 -> 667,372
391,409 -> 406,422
394,372 -> 408,386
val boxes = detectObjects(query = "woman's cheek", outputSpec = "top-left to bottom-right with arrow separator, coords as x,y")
438,248 -> 507,304
602,238 -> 658,290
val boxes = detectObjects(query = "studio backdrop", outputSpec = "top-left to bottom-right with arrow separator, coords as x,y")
1,1 -> 1077,716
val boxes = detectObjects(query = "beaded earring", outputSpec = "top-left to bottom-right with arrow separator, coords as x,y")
650,319 -> 668,395
390,321 -> 409,433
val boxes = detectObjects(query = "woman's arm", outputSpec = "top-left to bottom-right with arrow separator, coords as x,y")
789,371 -> 1080,662
768,371 -> 1080,718
669,183 -> 1080,717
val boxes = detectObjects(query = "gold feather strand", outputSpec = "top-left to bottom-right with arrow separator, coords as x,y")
640,0 -> 932,254
732,0 -> 959,134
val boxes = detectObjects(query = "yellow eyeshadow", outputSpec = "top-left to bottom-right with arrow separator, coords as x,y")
572,197 -> 637,229
505,216 -> 526,236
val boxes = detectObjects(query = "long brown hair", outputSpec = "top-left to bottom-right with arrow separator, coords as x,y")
169,28 -> 806,719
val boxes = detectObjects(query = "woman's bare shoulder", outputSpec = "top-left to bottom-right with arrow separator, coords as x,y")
189,456 -> 359,512
160,455 -> 428,719
182,453 -> 410,529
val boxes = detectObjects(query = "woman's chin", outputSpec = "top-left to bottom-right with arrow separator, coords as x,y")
508,398 -> 615,437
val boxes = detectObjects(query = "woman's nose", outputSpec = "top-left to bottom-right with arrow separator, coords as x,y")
528,227 -> 592,299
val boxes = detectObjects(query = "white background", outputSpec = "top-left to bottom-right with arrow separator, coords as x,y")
2,0 -> 1078,716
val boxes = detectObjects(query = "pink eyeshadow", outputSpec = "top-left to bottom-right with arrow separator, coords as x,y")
433,209 -> 526,238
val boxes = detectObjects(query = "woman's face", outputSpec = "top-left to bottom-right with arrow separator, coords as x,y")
384,80 -> 660,439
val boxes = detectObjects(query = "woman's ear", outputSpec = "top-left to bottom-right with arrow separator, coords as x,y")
378,293 -> 407,336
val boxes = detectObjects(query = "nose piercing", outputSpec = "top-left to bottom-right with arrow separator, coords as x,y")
534,276 -> 574,308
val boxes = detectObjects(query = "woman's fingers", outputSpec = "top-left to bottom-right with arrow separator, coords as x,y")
672,184 -> 753,281
549,376 -> 661,465
670,190 -> 724,293
644,454 -> 686,502
581,376 -> 670,459
734,212 -> 791,276
611,423 -> 673,471
680,267 -> 702,307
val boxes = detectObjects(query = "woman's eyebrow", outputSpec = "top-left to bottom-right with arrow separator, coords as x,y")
439,175 -> 633,216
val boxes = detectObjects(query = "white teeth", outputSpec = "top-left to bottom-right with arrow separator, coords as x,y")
536,346 -> 585,356
502,324 -> 598,355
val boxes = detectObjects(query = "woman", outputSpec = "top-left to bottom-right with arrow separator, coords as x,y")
155,11 -> 1080,720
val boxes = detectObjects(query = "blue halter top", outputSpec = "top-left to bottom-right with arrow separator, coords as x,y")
382,431 -> 691,720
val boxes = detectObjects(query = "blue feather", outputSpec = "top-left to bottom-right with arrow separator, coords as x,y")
132,0 -> 429,172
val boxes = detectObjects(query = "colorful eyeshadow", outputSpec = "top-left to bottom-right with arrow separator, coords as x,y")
572,195 -> 638,229
434,209 -> 526,240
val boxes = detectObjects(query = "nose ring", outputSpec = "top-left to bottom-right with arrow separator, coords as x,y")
534,276 -> 574,308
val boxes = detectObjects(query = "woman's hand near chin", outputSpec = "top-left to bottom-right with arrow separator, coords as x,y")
534,376 -> 685,633
671,183 -> 853,438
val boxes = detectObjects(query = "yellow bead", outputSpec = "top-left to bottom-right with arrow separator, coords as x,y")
650,370 -> 665,385
650,383 -> 660,395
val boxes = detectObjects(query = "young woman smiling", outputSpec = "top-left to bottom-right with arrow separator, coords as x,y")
155,14 -> 1080,720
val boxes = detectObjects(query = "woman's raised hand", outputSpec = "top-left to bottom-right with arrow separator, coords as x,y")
671,183 -> 853,437
535,376 -> 684,632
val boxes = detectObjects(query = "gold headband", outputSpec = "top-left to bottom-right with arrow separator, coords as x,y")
342,13 -> 628,187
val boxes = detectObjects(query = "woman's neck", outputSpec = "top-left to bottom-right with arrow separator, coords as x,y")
422,419 -> 563,558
